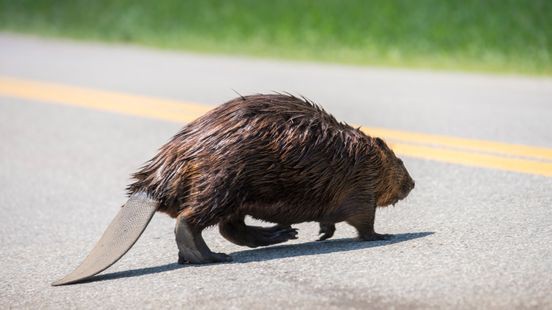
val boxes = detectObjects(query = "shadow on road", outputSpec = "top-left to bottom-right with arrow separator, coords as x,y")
233,231 -> 434,263
83,231 -> 433,284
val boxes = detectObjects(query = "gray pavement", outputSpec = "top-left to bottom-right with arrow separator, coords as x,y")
1,33 -> 552,309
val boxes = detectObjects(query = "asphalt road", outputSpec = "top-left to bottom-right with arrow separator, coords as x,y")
1,33 -> 551,309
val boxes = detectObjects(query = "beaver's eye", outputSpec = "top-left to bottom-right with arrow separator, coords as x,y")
398,159 -> 403,165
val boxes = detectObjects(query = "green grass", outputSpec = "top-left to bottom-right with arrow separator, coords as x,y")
1,0 -> 551,75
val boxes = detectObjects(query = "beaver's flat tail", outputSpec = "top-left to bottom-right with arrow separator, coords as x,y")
52,192 -> 158,286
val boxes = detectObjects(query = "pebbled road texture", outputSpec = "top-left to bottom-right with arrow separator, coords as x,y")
1,34 -> 551,309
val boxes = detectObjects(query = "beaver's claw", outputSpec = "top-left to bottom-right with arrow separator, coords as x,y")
318,223 -> 336,241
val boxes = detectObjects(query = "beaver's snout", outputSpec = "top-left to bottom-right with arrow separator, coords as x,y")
400,177 -> 415,199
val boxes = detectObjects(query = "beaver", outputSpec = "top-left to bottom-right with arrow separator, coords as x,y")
53,93 -> 414,285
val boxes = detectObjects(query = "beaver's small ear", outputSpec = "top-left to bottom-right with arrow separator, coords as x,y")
375,137 -> 385,148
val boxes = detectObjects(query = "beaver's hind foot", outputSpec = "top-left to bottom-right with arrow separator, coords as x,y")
175,215 -> 232,264
219,217 -> 298,248
177,251 -> 231,265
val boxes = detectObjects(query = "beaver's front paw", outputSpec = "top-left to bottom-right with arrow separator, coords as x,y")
318,223 -> 336,241
359,232 -> 393,241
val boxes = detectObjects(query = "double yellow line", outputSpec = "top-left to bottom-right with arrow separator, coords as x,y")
1,76 -> 551,177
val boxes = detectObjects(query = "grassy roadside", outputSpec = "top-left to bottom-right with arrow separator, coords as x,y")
1,0 -> 551,75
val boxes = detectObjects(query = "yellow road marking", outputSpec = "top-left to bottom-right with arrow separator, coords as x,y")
365,127 -> 552,161
391,143 -> 552,177
0,77 -> 212,123
1,76 -> 551,177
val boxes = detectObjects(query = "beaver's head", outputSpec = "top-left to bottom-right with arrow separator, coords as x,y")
372,137 -> 415,207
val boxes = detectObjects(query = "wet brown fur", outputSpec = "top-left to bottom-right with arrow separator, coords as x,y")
128,94 -> 414,236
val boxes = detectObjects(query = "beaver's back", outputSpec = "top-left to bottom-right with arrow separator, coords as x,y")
129,94 -> 374,224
